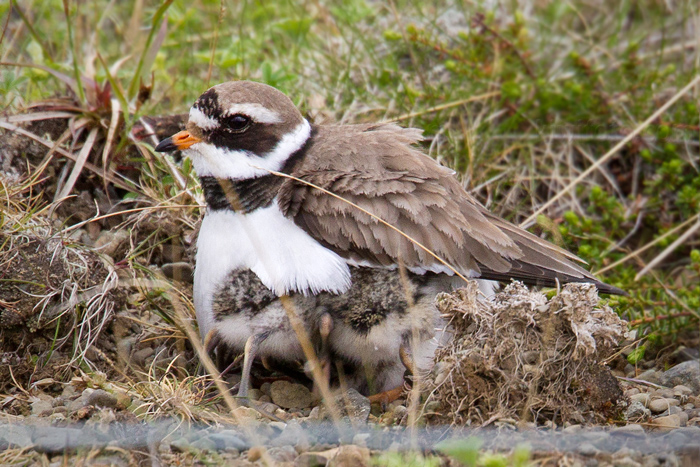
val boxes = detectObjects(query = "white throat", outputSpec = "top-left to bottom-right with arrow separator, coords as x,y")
186,119 -> 311,180
193,204 -> 352,338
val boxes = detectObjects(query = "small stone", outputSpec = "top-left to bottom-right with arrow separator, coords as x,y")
94,230 -> 129,259
651,414 -> 681,431
577,442 -> 599,456
161,262 -> 194,283
612,424 -> 645,436
624,388 -> 640,397
660,361 -> 700,394
268,445 -> 297,462
563,424 -> 582,433
629,393 -> 650,407
653,387 -> 675,398
260,382 -> 272,396
247,446 -> 265,462
259,395 -> 272,403
31,398 -> 53,416
208,430 -> 247,451
190,438 -> 216,451
679,411 -> 689,426
328,445 -> 370,467
649,398 -> 679,414
132,347 -> 155,367
86,389 -> 118,409
296,452 -> 330,467
247,389 -> 263,402
674,385 -> 693,396
320,389 -> 371,423
626,401 -> 650,421
270,381 -> 313,409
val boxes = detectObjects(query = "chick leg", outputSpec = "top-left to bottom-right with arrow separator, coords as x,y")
319,313 -> 334,386
399,343 -> 416,375
238,332 -> 269,404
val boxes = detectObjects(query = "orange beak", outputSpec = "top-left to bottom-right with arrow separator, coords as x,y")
154,130 -> 202,152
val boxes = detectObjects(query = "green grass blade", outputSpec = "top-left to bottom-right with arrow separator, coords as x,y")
127,0 -> 174,101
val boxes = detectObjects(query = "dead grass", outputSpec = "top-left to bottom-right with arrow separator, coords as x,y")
426,281 -> 628,426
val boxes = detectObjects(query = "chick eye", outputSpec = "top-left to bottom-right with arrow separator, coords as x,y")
223,114 -> 251,133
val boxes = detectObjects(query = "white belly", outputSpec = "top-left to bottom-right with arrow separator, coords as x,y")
193,203 -> 352,339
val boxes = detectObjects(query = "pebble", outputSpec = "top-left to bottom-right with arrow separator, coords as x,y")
650,414 -> 681,431
674,385 -> 693,396
624,388 -> 640,397
93,230 -> 129,259
247,446 -> 265,462
660,361 -> 700,394
612,424 -> 645,436
207,431 -> 247,451
577,442 -> 599,456
296,452 -> 331,467
320,389 -> 371,423
328,445 -> 370,467
626,401 -> 650,421
86,389 -> 118,409
270,381 -> 313,409
31,398 -> 53,416
649,398 -> 679,414
161,262 -> 194,283
629,393 -> 650,407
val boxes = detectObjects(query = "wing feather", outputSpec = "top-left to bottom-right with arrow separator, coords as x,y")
277,123 -> 623,294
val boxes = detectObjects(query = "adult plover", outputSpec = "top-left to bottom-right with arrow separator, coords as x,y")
155,80 -> 623,398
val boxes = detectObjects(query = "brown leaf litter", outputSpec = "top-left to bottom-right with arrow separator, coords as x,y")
426,281 -> 628,426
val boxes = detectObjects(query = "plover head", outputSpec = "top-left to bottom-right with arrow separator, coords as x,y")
155,81 -> 311,181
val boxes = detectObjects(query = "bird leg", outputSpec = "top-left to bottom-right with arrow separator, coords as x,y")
399,343 -> 416,376
237,332 -> 269,404
319,313 -> 333,385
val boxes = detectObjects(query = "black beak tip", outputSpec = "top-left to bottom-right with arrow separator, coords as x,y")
155,137 -> 176,153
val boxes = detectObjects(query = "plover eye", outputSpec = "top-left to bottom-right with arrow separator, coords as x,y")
223,114 -> 251,133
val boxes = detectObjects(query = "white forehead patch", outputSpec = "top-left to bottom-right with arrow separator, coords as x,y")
223,103 -> 282,124
189,107 -> 219,131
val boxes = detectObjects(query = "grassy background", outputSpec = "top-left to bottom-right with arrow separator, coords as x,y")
2,0 -> 699,345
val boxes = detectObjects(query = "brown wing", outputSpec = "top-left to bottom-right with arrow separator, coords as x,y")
277,123 -> 624,295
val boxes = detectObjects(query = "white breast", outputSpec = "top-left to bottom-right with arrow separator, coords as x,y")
193,203 -> 352,339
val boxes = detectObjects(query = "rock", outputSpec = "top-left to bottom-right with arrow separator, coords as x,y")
320,389 -> 371,423
247,446 -> 266,462
649,398 -> 679,413
650,414 -> 681,431
563,424 -> 582,433
190,437 -> 217,451
626,401 -> 650,421
0,424 -> 32,448
161,262 -> 193,283
577,442 -> 599,456
270,381 -> 313,409
94,230 -> 129,259
660,361 -> 700,394
624,388 -> 640,397
612,424 -> 645,436
30,398 -> 53,416
247,389 -> 263,402
679,411 -> 689,426
271,420 -> 307,448
296,452 -> 330,467
86,389 -> 118,409
132,347 -> 155,367
636,369 -> 663,386
208,430 -> 247,451
267,445 -> 297,462
32,427 -> 95,454
674,385 -> 693,396
328,445 -> 370,467
629,393 -> 650,407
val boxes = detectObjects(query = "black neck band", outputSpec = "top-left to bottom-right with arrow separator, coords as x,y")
200,126 -> 316,214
